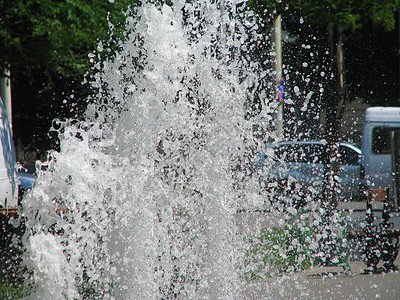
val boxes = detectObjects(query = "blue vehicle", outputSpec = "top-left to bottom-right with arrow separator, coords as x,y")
17,171 -> 36,204
258,140 -> 362,207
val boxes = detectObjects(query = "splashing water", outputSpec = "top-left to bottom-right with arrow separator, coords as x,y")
21,0 -> 281,298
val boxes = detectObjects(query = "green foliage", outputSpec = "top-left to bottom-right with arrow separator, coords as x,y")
0,280 -> 32,299
0,0 -> 137,155
243,209 -> 351,280
243,214 -> 314,279
368,0 -> 400,30
0,0 -> 133,81
288,0 -> 400,31
246,0 -> 400,32
246,0 -> 282,23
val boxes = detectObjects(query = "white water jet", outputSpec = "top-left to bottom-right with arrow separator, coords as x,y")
21,0 -> 280,298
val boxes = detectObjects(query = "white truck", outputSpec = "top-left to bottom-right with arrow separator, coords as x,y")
360,107 -> 400,207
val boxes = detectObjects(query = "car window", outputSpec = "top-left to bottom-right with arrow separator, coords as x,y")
274,145 -> 291,161
339,146 -> 359,166
304,144 -> 326,163
275,144 -> 326,164
275,145 -> 302,162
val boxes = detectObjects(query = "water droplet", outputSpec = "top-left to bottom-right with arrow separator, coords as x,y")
97,41 -> 104,52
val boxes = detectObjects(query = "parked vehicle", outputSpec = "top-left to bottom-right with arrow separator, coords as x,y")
0,98 -> 36,213
17,171 -> 36,204
0,98 -> 18,209
359,107 -> 400,202
258,140 -> 362,206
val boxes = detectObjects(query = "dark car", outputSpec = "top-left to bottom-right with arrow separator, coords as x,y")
257,140 -> 362,207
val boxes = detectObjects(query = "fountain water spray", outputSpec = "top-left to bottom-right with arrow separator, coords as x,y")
21,0 -> 282,298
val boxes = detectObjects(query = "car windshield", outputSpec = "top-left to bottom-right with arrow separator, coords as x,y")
275,143 -> 360,166
339,145 -> 359,165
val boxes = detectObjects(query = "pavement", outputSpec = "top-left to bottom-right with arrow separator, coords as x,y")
298,258 -> 400,299
236,201 -> 400,299
240,254 -> 400,299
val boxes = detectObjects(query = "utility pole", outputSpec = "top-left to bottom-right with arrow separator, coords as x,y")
274,15 -> 283,139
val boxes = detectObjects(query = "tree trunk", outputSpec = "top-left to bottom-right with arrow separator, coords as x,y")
316,26 -> 348,267
323,25 -> 346,210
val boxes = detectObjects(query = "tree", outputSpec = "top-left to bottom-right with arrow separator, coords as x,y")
345,23 -> 399,106
0,0 -> 133,158
0,0 -> 135,80
289,0 -> 400,31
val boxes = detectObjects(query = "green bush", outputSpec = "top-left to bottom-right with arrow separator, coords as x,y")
0,280 -> 31,299
243,209 -> 350,280
243,217 -> 314,280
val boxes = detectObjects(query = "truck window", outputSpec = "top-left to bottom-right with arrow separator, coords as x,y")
372,127 -> 400,154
